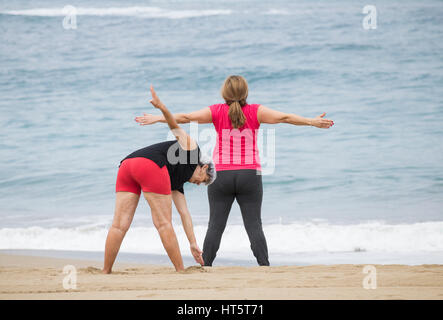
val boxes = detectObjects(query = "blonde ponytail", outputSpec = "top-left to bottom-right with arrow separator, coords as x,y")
228,100 -> 246,129
221,75 -> 249,129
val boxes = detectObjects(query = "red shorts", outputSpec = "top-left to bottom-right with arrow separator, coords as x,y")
115,157 -> 171,195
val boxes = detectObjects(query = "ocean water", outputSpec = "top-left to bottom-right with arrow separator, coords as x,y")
1,0 -> 443,265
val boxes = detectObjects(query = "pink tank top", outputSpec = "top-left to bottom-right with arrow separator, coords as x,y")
209,103 -> 261,171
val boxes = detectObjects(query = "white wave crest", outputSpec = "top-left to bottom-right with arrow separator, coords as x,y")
265,9 -> 291,15
1,6 -> 232,19
1,221 -> 443,261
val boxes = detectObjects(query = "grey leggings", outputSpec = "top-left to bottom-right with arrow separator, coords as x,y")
202,169 -> 270,266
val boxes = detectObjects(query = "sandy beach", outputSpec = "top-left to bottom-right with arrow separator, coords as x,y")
0,253 -> 442,300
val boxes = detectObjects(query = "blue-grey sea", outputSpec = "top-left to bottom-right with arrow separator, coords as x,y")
1,0 -> 443,265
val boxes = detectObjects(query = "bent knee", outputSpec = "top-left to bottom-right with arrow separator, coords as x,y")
111,223 -> 130,234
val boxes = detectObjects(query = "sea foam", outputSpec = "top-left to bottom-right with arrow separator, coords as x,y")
1,221 -> 442,263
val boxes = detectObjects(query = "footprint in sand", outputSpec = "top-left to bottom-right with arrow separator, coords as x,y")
80,267 -> 128,275
181,266 -> 208,274
80,267 -> 103,274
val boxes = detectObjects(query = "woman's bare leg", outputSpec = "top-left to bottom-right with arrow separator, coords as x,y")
103,192 -> 140,274
144,192 -> 184,271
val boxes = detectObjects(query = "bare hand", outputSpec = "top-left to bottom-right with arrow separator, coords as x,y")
149,85 -> 164,109
190,243 -> 204,266
311,112 -> 334,128
135,113 -> 158,125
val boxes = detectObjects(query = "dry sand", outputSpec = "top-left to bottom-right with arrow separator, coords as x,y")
0,253 -> 442,300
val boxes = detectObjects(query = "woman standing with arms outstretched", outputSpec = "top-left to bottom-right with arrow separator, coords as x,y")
136,75 -> 334,266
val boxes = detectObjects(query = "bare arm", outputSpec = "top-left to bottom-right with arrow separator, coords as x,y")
135,107 -> 212,125
148,85 -> 198,150
171,190 -> 204,266
257,105 -> 334,128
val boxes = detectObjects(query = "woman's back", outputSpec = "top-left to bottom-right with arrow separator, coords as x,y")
209,103 -> 261,171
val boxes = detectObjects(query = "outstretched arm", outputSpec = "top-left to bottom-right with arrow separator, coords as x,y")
135,107 -> 212,125
257,105 -> 334,128
148,85 -> 198,150
172,191 -> 204,266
